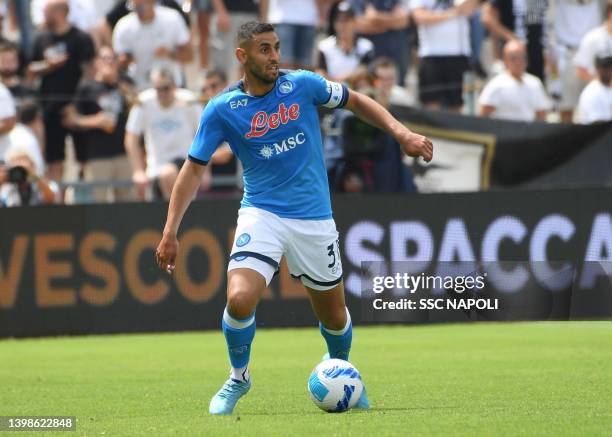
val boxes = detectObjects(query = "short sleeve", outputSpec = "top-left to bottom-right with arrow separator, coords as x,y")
188,102 -> 225,165
126,104 -> 144,135
112,20 -> 130,55
478,79 -> 500,108
299,70 -> 349,109
573,32 -> 596,73
79,31 -> 96,64
30,34 -> 44,62
533,81 -> 551,111
172,11 -> 191,46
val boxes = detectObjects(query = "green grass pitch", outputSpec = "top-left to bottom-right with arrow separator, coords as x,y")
1,322 -> 611,436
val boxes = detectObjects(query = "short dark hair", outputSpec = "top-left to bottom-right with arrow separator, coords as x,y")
236,21 -> 275,47
607,0 -> 612,16
17,99 -> 41,125
205,68 -> 228,84
369,57 -> 398,77
150,67 -> 176,85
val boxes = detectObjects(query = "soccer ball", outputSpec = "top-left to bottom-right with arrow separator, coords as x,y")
307,359 -> 363,413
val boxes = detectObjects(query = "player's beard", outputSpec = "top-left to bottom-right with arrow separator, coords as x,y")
248,61 -> 279,85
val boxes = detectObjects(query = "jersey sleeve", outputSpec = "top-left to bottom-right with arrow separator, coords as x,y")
299,70 -> 349,109
188,101 -> 225,165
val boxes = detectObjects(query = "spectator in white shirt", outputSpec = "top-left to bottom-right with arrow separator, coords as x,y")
574,0 -> 612,85
576,52 -> 612,124
125,68 -> 203,201
0,82 -> 17,161
317,1 -> 374,83
113,0 -> 193,90
479,40 -> 550,122
552,0 -> 601,123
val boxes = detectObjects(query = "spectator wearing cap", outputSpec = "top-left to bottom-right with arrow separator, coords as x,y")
478,39 -> 550,122
575,51 -> 612,124
317,2 -> 374,83
412,0 -> 479,112
574,1 -> 612,85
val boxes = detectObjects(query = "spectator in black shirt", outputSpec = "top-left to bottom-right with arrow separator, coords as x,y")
62,45 -> 135,203
27,0 -> 95,181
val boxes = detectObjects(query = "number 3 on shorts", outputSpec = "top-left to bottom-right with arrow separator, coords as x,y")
326,239 -> 340,270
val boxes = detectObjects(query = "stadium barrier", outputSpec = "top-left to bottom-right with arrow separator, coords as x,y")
389,107 -> 612,191
1,188 -> 611,338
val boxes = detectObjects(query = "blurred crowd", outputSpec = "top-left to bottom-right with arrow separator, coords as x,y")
0,0 -> 611,206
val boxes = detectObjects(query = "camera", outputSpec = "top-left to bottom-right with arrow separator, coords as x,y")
7,166 -> 28,184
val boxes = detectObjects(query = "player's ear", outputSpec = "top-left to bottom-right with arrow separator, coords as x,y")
236,47 -> 247,65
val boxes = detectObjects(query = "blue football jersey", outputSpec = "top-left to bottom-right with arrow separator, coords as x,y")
188,70 -> 349,220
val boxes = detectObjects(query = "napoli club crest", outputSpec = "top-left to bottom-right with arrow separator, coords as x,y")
279,81 -> 294,94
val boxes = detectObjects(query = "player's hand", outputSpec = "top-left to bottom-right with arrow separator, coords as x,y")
156,233 -> 178,274
398,131 -> 434,162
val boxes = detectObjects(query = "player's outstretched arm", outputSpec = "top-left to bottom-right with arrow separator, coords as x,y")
155,160 -> 206,274
344,89 -> 433,162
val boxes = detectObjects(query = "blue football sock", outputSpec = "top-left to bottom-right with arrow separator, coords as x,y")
320,307 -> 352,361
222,307 -> 256,383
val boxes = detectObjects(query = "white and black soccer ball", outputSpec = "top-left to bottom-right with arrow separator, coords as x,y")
307,359 -> 363,413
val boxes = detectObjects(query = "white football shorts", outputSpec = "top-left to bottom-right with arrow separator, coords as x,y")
227,207 -> 343,291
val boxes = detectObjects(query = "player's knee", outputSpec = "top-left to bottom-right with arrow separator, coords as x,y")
226,288 -> 257,320
323,307 -> 347,331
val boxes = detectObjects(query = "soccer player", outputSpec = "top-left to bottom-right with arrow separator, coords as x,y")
155,21 -> 433,415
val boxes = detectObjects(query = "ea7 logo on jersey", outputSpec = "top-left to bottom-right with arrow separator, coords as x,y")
230,98 -> 248,109
245,103 -> 300,139
259,132 -> 306,159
